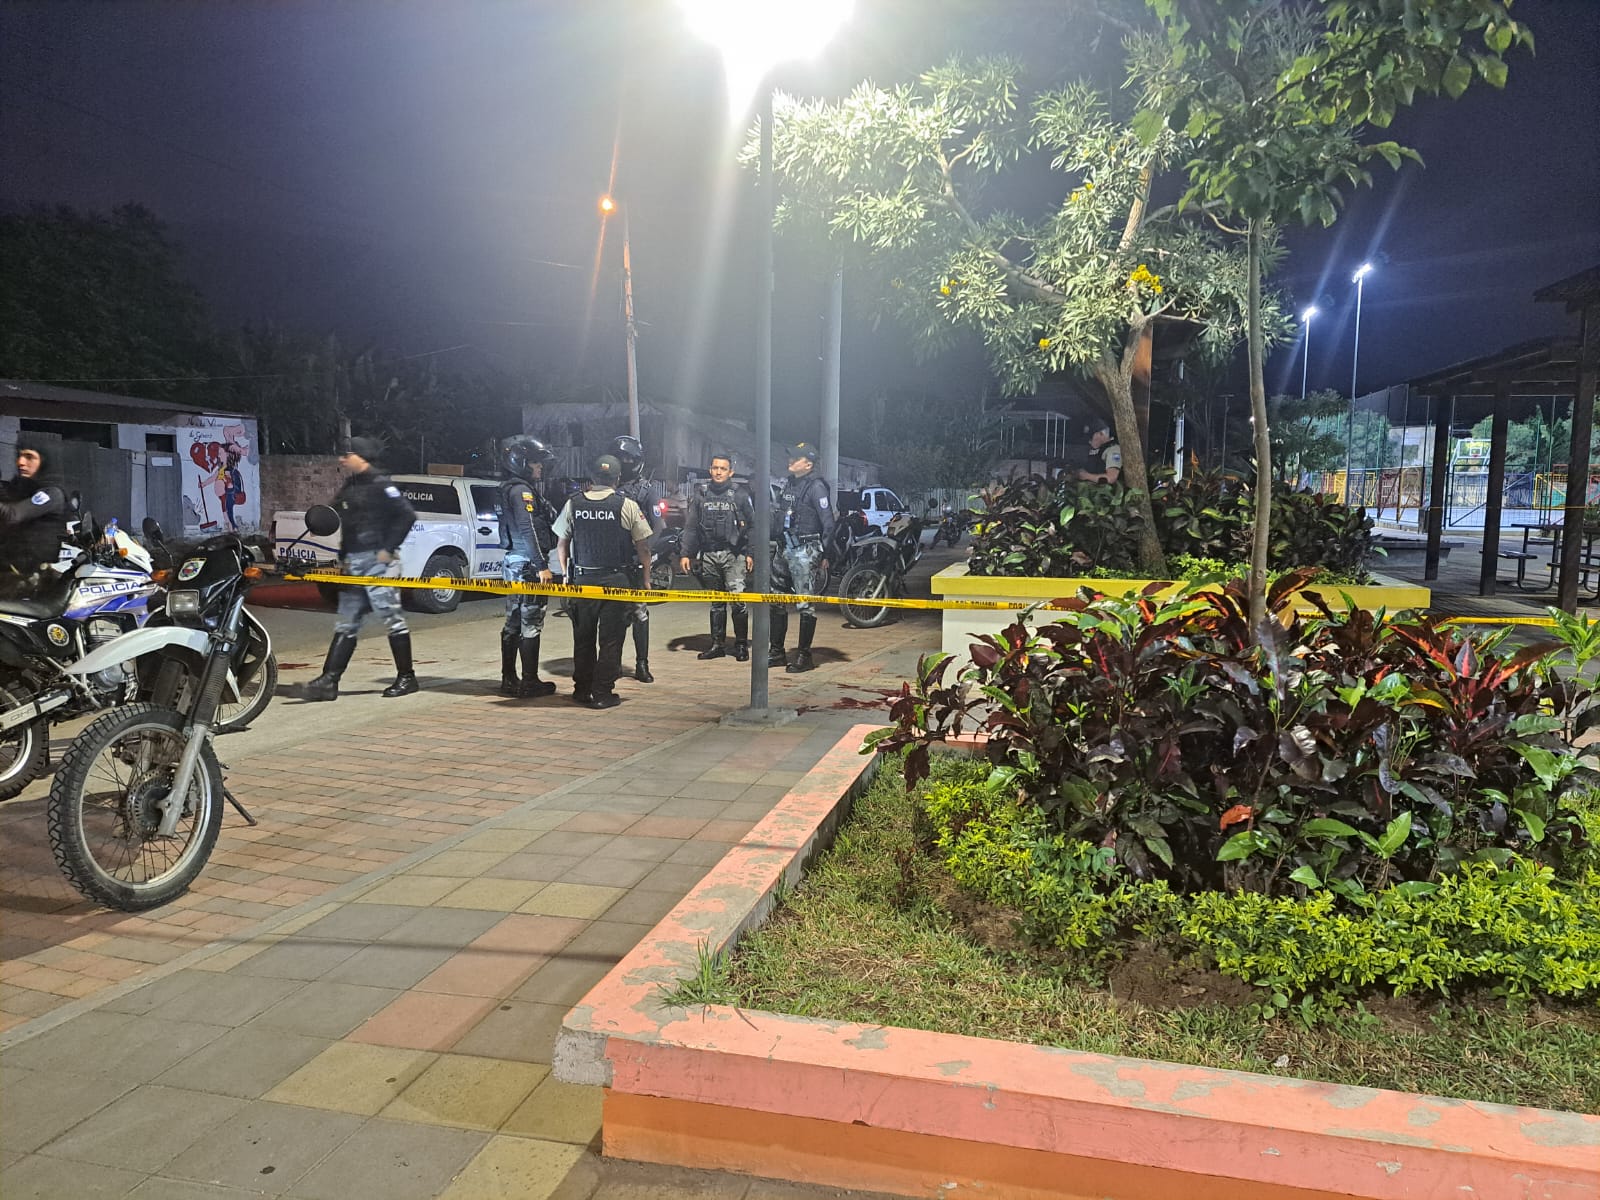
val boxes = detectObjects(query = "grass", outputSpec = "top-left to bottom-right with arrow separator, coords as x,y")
708,761 -> 1600,1114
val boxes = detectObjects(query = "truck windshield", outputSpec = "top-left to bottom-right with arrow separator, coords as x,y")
392,480 -> 462,514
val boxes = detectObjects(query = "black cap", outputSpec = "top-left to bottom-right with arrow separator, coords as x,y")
788,443 -> 818,463
339,436 -> 385,462
593,454 -> 622,484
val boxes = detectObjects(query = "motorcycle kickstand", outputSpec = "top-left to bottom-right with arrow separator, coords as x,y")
222,784 -> 258,826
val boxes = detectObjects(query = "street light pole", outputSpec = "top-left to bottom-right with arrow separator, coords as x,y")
1345,263 -> 1373,503
600,196 -> 641,441
749,87 -> 775,711
1300,306 -> 1318,400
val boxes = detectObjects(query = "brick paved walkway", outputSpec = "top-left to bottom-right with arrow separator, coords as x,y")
1,600 -> 932,1199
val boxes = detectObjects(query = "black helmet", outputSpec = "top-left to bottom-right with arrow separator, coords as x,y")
611,434 -> 644,482
502,435 -> 557,481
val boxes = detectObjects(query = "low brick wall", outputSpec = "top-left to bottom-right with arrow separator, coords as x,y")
259,454 -> 342,521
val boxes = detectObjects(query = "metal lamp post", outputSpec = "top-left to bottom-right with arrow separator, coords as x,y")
1344,263 -> 1374,503
679,0 -> 853,716
1300,305 -> 1318,400
598,195 -> 641,440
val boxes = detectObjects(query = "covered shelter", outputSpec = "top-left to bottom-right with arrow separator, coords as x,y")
1413,265 -> 1600,609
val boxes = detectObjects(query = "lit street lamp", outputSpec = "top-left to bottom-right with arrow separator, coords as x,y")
1344,262 -> 1374,502
1300,305 -> 1318,401
679,0 -> 852,716
598,195 -> 640,440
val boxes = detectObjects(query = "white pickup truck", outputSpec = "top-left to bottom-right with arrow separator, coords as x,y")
273,474 -> 508,613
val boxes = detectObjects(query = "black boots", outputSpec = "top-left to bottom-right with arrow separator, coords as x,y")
518,637 -> 556,698
633,623 -> 654,683
732,610 -> 750,661
305,634 -> 356,701
383,632 -> 420,698
499,633 -> 520,696
787,613 -> 817,673
698,611 -> 727,659
767,608 -> 789,667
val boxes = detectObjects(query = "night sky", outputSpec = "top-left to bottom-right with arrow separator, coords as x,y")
3,0 -> 1596,437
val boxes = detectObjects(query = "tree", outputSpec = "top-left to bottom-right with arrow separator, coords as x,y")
1269,388 -> 1348,480
850,390 -> 1007,500
1138,0 -> 1532,628
762,58 -> 1274,573
0,204 -> 214,401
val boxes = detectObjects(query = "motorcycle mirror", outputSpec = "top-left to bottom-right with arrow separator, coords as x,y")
304,504 -> 342,537
142,516 -> 165,544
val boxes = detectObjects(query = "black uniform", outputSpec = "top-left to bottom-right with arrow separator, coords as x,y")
499,476 -> 558,631
618,476 -> 664,670
683,479 -> 753,656
559,487 -> 650,705
333,470 -> 416,562
0,443 -> 69,576
770,467 -> 834,670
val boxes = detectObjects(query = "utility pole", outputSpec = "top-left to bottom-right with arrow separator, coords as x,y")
601,195 -> 641,440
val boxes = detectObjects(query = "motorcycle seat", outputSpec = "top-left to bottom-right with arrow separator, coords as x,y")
0,572 -> 74,619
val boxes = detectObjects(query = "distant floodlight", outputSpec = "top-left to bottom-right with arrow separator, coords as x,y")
679,0 -> 852,110
599,195 -> 617,214
1352,262 -> 1374,283
1302,306 -> 1319,322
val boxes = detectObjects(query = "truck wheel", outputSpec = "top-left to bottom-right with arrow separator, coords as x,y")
406,553 -> 464,613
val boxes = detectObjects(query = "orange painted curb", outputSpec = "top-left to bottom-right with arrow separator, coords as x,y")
555,724 -> 1600,1200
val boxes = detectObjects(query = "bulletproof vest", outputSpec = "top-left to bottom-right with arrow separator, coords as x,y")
499,478 -> 554,558
568,490 -> 634,571
778,475 -> 827,537
696,482 -> 746,549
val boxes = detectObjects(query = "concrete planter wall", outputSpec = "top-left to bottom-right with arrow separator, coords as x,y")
554,724 -> 1595,1200
930,563 -> 1432,659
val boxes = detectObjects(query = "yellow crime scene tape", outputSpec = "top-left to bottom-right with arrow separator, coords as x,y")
283,570 -> 1559,627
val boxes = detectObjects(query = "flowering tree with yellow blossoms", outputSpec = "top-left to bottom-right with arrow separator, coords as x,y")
764,58 -> 1282,573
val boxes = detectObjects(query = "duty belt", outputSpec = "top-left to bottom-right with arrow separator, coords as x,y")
571,564 -> 627,576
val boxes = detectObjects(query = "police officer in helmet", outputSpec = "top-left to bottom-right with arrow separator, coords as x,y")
611,434 -> 664,682
771,442 -> 834,672
680,453 -> 754,661
0,441 -> 69,577
497,435 -> 561,698
305,436 -> 419,701
553,455 -> 654,709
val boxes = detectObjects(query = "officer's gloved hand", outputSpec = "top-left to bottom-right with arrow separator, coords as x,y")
375,549 -> 394,565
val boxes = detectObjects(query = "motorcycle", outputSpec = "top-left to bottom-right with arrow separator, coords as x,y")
824,509 -> 870,590
0,516 -> 161,800
933,503 -> 968,548
43,510 -> 297,910
838,511 -> 925,628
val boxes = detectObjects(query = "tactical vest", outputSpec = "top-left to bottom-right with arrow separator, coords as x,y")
778,475 -> 828,538
695,482 -> 747,549
499,478 -> 554,559
568,491 -> 634,571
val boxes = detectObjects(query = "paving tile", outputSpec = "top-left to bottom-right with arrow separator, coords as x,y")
295,904 -> 420,942
404,850 -> 509,879
636,862 -> 711,894
265,1043 -> 436,1116
99,966 -> 209,1016
448,1000 -> 566,1064
597,888 -> 684,927
696,819 -> 755,843
434,878 -> 546,911
250,982 -> 401,1039
282,1118 -> 484,1200
596,834 -> 684,863
471,912 -> 589,956
525,830 -> 616,856
558,856 -> 655,888
560,920 -> 653,965
4,1010 -> 230,1088
413,947 -> 544,999
512,956 -> 614,1008
625,816 -> 709,839
452,830 -> 541,853
553,812 -> 638,834
0,1067 -> 130,1155
381,1054 -> 547,1131
653,795 -> 737,818
163,1099 -> 363,1192
668,838 -> 736,867
514,882 -> 624,920
348,990 -> 500,1051
155,1025 -> 331,1099
39,1084 -> 246,1173
322,942 -> 455,990
377,905 -> 505,948
353,876 -> 462,906
500,1077 -> 602,1145
229,938 -> 365,982
127,1177 -> 265,1198
573,1156 -> 751,1200
482,852 -> 583,882
437,1134 -> 585,1200
0,1153 -> 146,1199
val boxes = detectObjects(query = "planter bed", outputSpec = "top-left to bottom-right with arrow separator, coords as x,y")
929,563 -> 1431,659
554,724 -> 1597,1200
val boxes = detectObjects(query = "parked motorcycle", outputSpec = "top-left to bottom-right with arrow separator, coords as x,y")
824,509 -> 871,590
933,503 -> 968,548
0,517 -> 161,800
838,511 -> 925,628
43,511 -> 294,910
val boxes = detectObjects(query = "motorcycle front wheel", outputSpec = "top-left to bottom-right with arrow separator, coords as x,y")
47,704 -> 222,911
839,565 -> 895,628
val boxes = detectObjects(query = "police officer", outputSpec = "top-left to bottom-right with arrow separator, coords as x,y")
0,441 -> 69,576
497,435 -> 561,698
554,454 -> 654,709
1078,424 -> 1123,485
611,435 -> 663,682
679,453 -> 754,661
305,437 -> 420,702
770,442 -> 834,673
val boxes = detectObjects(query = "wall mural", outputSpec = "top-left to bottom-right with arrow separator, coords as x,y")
180,420 -> 260,534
